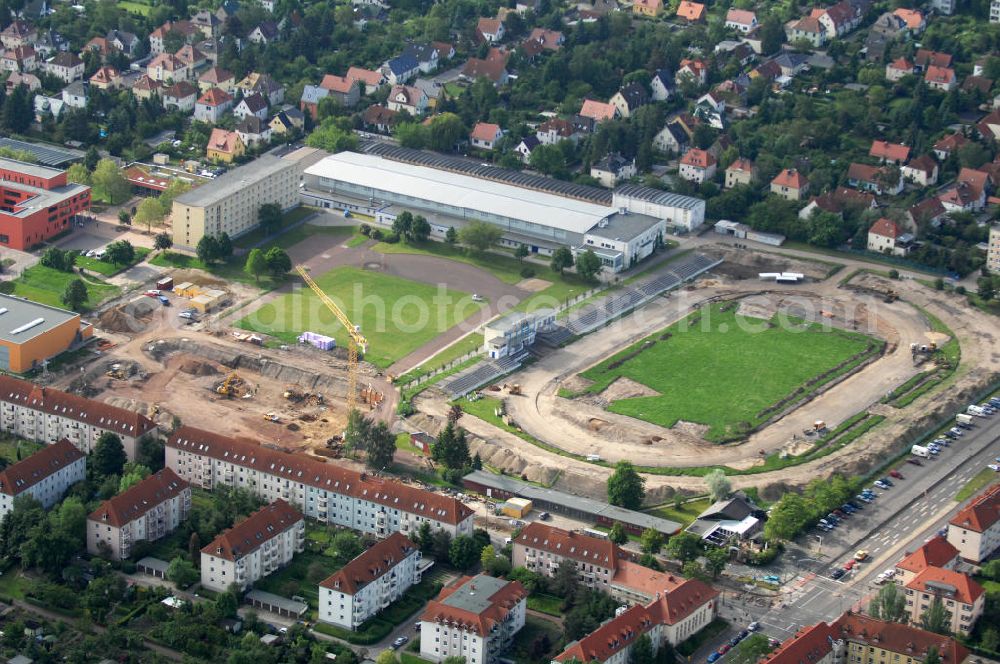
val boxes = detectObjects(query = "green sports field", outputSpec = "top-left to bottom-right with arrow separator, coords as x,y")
237,266 -> 482,368
574,303 -> 880,442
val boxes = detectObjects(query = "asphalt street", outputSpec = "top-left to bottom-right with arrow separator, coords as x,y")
697,407 -> 1000,661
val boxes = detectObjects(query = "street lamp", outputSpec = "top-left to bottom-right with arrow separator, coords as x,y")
814,535 -> 823,557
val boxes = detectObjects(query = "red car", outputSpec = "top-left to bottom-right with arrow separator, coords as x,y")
889,470 -> 904,479
718,645 -> 732,655
844,560 -> 856,571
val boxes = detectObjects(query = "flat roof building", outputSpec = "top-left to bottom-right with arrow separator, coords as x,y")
0,294 -> 94,373
0,157 -> 90,250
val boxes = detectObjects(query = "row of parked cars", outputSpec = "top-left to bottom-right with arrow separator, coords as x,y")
706,623 -> 774,662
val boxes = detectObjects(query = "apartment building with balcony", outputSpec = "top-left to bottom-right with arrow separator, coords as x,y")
420,574 -> 528,664
0,438 -> 85,517
87,468 -> 191,560
166,426 -> 474,539
200,499 -> 304,592
512,523 -> 626,592
894,536 -> 959,586
903,567 -> 984,634
0,375 -> 157,460
319,532 -> 422,629
947,482 -> 1000,563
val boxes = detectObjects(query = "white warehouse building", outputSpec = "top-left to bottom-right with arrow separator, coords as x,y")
301,146 -> 704,273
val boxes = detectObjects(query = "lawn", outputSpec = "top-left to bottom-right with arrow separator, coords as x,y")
118,0 -> 152,14
254,550 -> 341,611
645,498 -> 712,529
0,569 -> 34,601
0,436 -> 43,464
510,614 -> 563,664
237,266 -> 482,368
526,594 -> 563,616
573,303 -> 879,442
11,264 -> 120,310
232,207 -> 321,249
149,251 -> 283,290
955,468 -> 998,503
75,247 -> 151,276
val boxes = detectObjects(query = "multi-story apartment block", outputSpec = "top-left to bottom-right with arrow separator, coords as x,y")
200,499 -> 304,592
0,375 -> 157,460
0,157 -> 91,251
903,567 -> 984,634
987,225 -> 1000,273
893,536 -> 959,586
991,0 -> 1000,23
166,426 -> 474,538
947,482 -> 1000,563
0,438 -> 85,517
319,532 -> 422,630
513,523 -> 626,592
420,575 -> 528,664
87,468 -> 191,560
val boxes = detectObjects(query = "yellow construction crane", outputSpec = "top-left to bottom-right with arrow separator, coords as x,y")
296,265 -> 368,412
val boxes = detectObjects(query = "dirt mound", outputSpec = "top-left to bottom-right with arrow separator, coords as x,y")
560,375 -> 594,393
179,359 -> 219,376
600,376 -> 660,401
99,298 -> 157,334
170,270 -> 228,289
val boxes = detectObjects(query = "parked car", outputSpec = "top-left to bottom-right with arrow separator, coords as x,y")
854,550 -> 869,561
889,470 -> 903,479
989,464 -> 1000,472
708,653 -> 722,663
831,568 -> 846,580
843,560 -> 856,571
392,637 -> 409,649
907,458 -> 923,466
748,622 -> 760,632
874,480 -> 889,490
719,645 -> 732,655
144,289 -> 160,297
880,477 -> 894,486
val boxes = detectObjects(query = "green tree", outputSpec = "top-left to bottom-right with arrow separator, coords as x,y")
3,84 -> 33,133
364,420 -> 396,470
375,651 -> 398,664
159,179 -> 191,209
392,211 -> 413,238
529,143 -> 567,177
92,159 -> 130,204
154,232 -> 173,252
575,249 -> 602,281
119,463 -> 151,492
445,227 -> 458,244
608,522 -> 628,545
433,420 -> 470,470
515,243 -> 530,262
427,113 -> 466,152
763,493 -> 811,541
61,278 -> 88,311
217,232 -> 233,260
924,647 -> 941,664
682,560 -> 708,580
980,628 -> 999,653
868,582 -> 908,622
134,197 -> 166,233
189,532 -> 201,565
607,460 -> 645,509
631,633 -> 654,664
265,246 -> 292,277
666,531 -> 703,563
343,409 -> 369,455
481,544 -> 497,569
449,535 -> 480,570
920,597 -> 952,634
105,240 -> 136,266
550,246 -> 574,275
395,122 -> 428,149
306,118 -> 360,152
244,248 -> 267,283
411,215 -> 431,242
551,558 -> 579,597
41,247 -> 74,272
196,235 -> 219,264
458,221 -> 502,253
166,556 -> 199,588
92,432 -> 127,478
66,162 -> 91,186
118,209 -> 131,226
705,469 -> 732,502
704,547 -> 729,579
258,203 -> 283,235
640,527 -> 664,554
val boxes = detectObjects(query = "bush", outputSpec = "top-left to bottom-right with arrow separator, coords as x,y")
396,399 -> 414,416
383,233 -> 400,244
746,543 -> 783,566
360,224 -> 372,236
520,266 -> 536,278
371,229 -> 384,241
888,269 -> 899,279
956,285 -> 967,295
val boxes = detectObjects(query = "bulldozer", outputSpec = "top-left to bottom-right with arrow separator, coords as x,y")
217,372 -> 250,397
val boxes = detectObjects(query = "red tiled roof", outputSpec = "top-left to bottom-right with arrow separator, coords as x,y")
148,53 -> 184,71
957,167 -> 989,197
761,621 -> 839,664
908,197 -> 946,223
809,187 -> 876,213
320,74 -> 357,94
580,98 -> 617,122
174,44 -> 204,66
680,148 -> 717,169
362,104 -> 398,126
925,65 -> 955,85
933,132 -> 968,152
892,8 -> 923,29
833,613 -> 969,663
888,57 -> 913,72
421,575 -> 527,637
203,499 -> 302,561
676,0 -> 705,20
198,87 -> 232,106
347,66 -> 383,86
905,154 -> 937,175
132,75 -> 161,92
848,162 -> 882,183
906,567 -> 984,605
470,122 -> 502,142
726,8 -> 756,25
462,57 -> 507,83
389,84 -> 424,106
199,66 -> 233,85
869,217 -> 902,239
320,532 -> 418,595
515,522 -> 625,569
164,81 -> 197,99
772,168 -> 807,188
950,483 -> 1000,533
538,118 -> 574,137
896,536 -> 959,573
208,128 -> 241,154
915,49 -> 952,68
727,158 -> 755,173
0,375 -> 156,440
870,140 -> 910,162
612,560 -> 686,596
168,426 -> 474,526
679,58 -> 707,76
88,468 -> 189,528
0,439 -> 84,497
792,16 -> 824,33
477,17 -> 503,36
526,28 -> 563,50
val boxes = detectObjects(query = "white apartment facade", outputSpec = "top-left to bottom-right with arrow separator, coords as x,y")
87,468 -> 191,560
513,523 -> 622,591
201,499 -> 305,592
420,575 -> 528,664
903,567 -> 985,634
987,225 -> 1000,272
991,0 -> 1000,23
947,483 -> 1000,563
319,532 -> 423,629
0,375 -> 157,461
167,426 -> 475,539
0,439 -> 85,517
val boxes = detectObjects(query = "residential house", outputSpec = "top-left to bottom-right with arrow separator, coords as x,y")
206,128 -> 245,163
347,66 -> 384,95
401,43 -> 444,74
248,20 -> 280,45
162,81 -> 198,112
194,87 -> 233,123
925,65 -> 957,91
947,483 -> 1000,563
131,75 -> 162,101
61,80 -> 87,109
678,149 -> 717,184
513,524 -> 626,592
676,59 -> 707,85
725,8 -> 757,32
201,499 -> 305,592
886,57 -> 915,81
906,197 -> 947,228
191,10 -> 222,38
269,108 -> 304,135
774,52 -> 810,77
786,16 -> 827,46
813,0 -> 862,38
419,575 -> 527,664
867,217 -> 908,255
609,82 -> 649,118
6,71 -> 40,92
933,132 -> 968,160
633,0 -> 663,18
771,168 -> 808,200
591,153 -> 637,187
515,135 -> 540,163
236,72 -> 284,106
1,20 -> 37,49
461,56 -> 509,86
44,52 -> 82,82
798,187 -> 876,220
146,53 -> 187,82
977,110 -> 1000,142
470,122 -> 503,150
234,93 -> 268,121
686,493 -> 765,545
894,536 -> 959,586
0,45 -> 35,72
536,118 -> 577,145
106,29 -> 139,57
650,69 -> 675,100
386,84 -> 429,115
725,158 -> 757,189
653,121 -> 689,154
893,7 -> 925,32
88,65 -> 119,90
34,94 -> 64,121
87,468 -> 191,560
319,74 -> 361,108
579,98 -> 618,123
382,53 -> 420,85
869,140 -> 910,165
361,104 -> 398,134
174,44 -> 206,72
914,49 -> 952,71
0,439 -> 86,518
476,17 -> 505,44
524,28 -> 564,52
318,533 -> 423,630
198,66 -> 235,93
148,20 -> 199,55
236,116 -> 271,148
903,568 -> 984,634
901,155 -> 939,186
676,1 -> 706,22
847,163 -> 903,195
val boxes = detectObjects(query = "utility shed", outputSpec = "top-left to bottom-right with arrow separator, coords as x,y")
501,497 -> 533,518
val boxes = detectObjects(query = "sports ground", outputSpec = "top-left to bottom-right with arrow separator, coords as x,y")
573,303 -> 880,441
